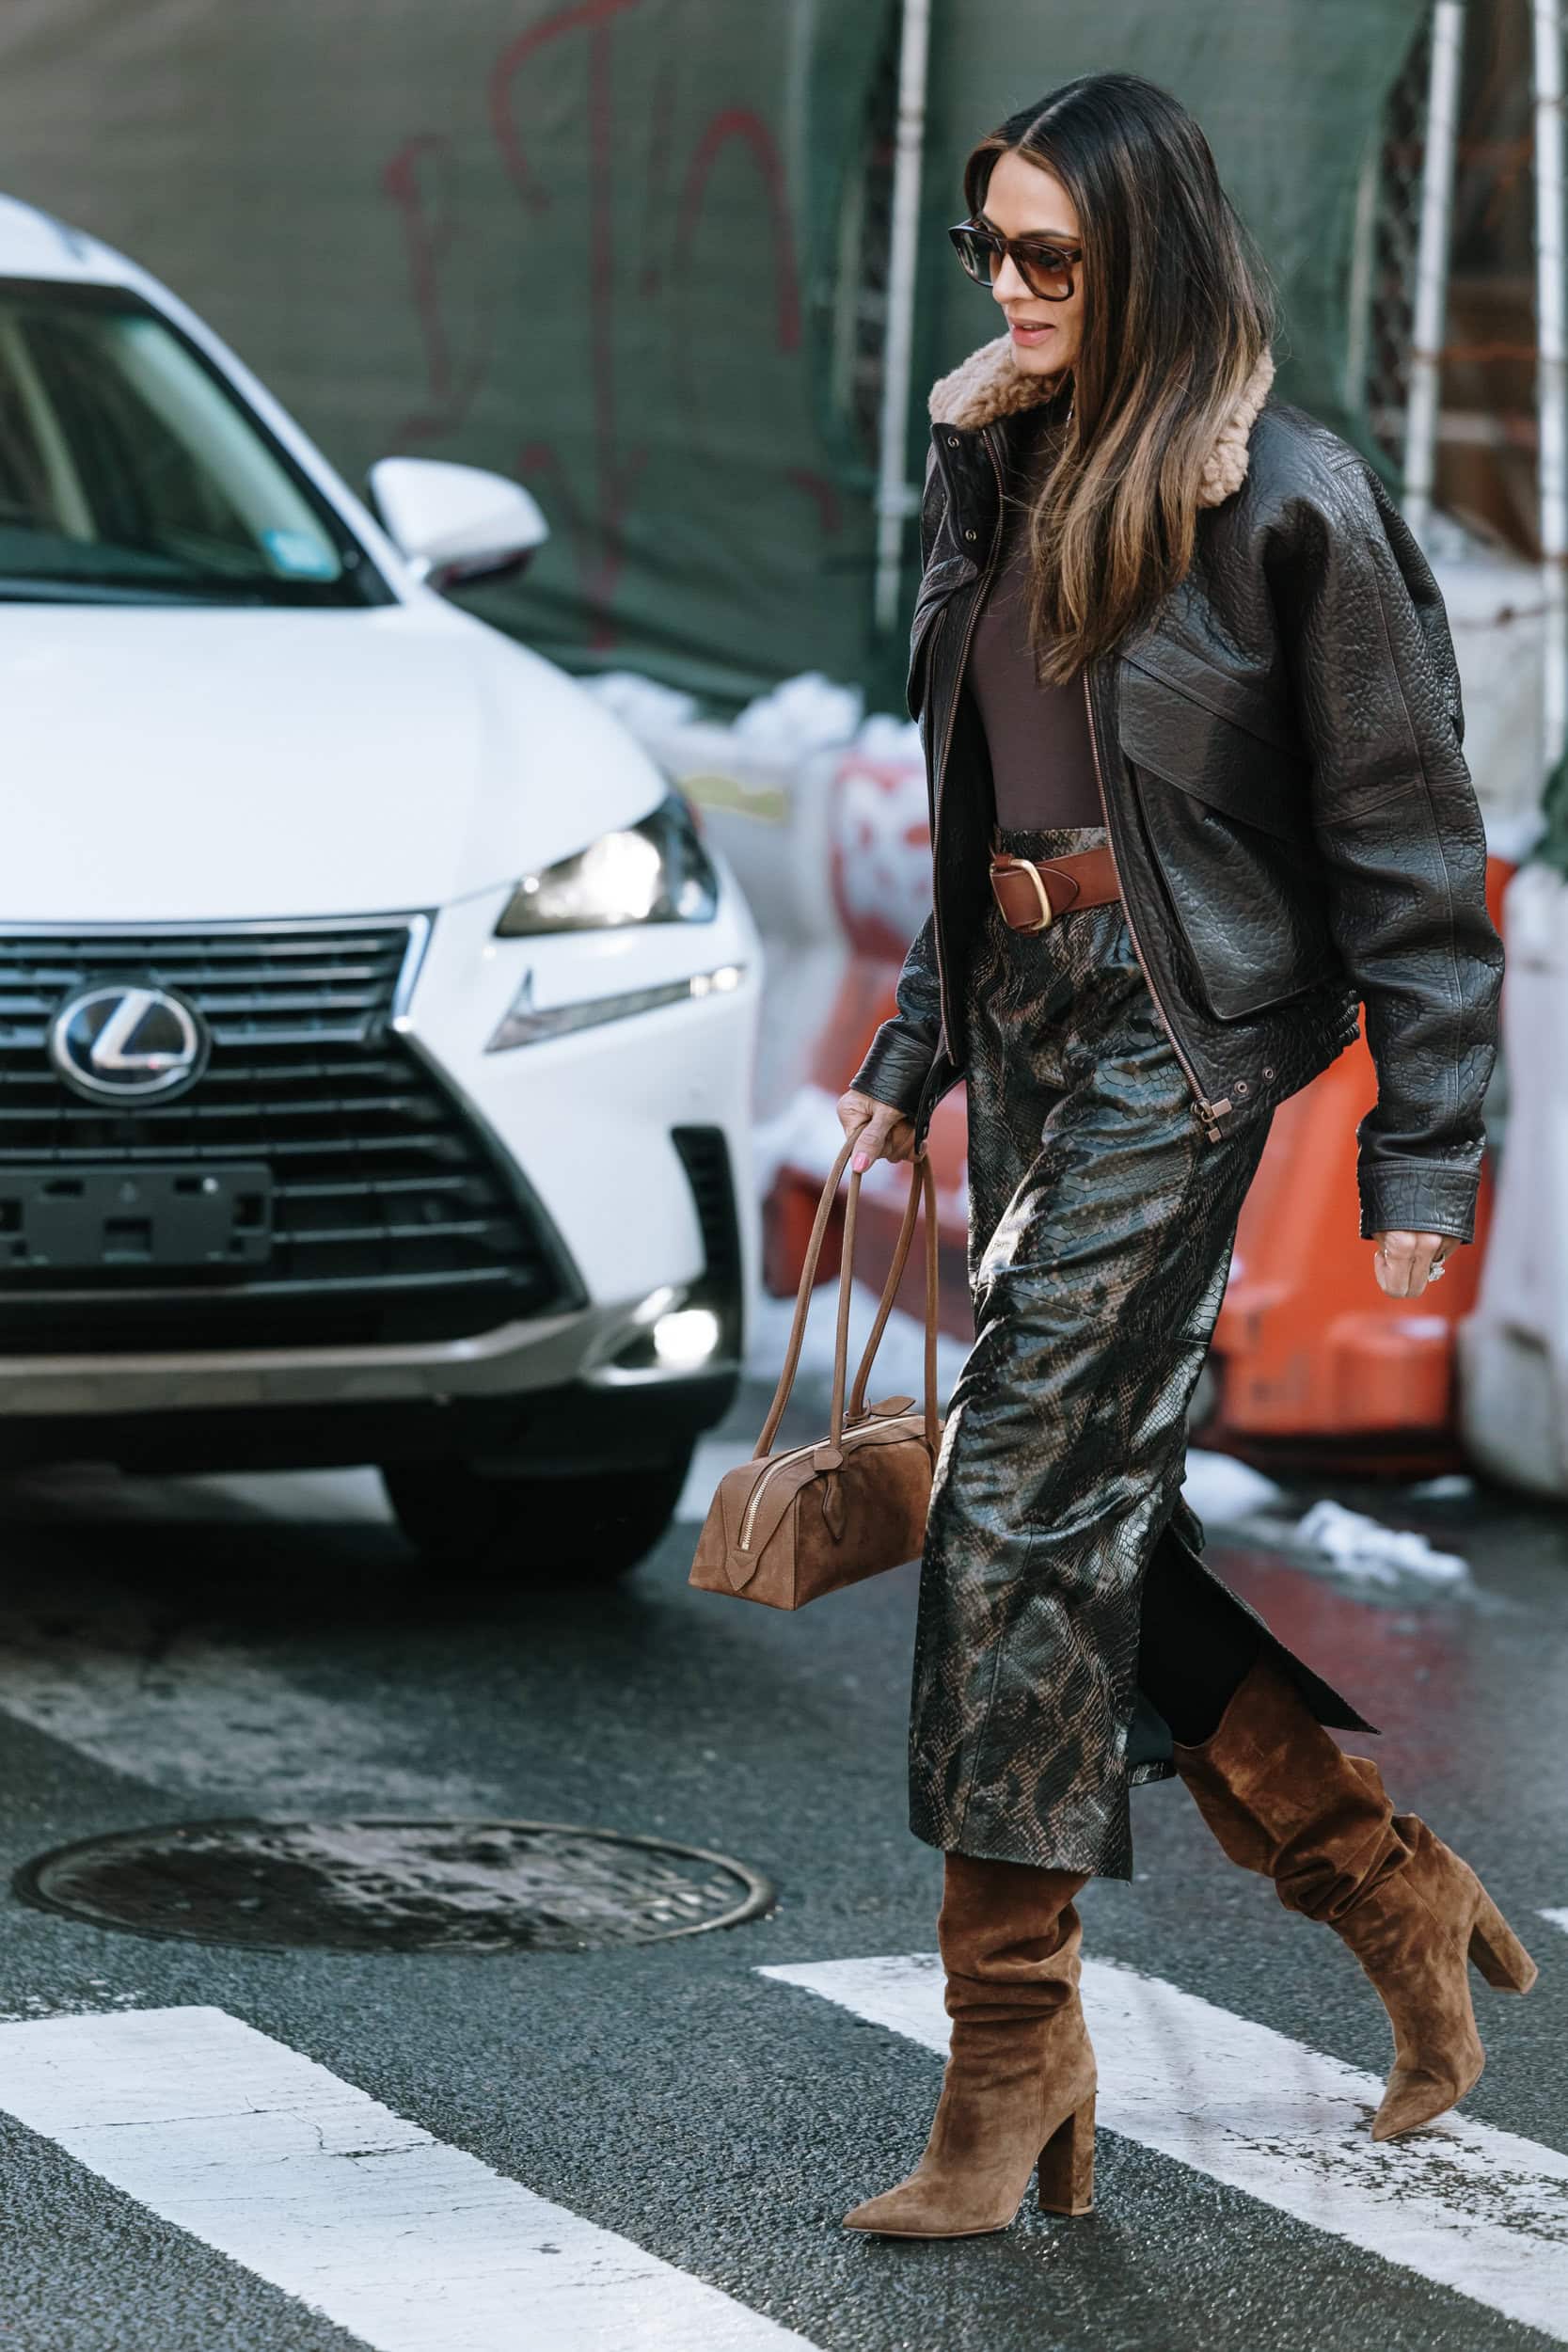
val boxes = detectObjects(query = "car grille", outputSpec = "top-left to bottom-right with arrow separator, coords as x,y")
0,920 -> 579,1353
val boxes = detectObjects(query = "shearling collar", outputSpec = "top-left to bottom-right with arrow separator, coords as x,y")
927,336 -> 1276,509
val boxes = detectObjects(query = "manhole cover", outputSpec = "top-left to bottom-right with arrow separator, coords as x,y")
14,1818 -> 774,1954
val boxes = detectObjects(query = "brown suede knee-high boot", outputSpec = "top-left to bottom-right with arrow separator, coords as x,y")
842,1851 -> 1097,2236
1173,1658 -> 1537,2140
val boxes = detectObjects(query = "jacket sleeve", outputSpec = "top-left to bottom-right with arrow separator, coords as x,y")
844,908 -> 943,1119
1270,456 -> 1504,1245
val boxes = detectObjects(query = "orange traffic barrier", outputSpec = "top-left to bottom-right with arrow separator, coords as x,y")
1204,856 -> 1513,1476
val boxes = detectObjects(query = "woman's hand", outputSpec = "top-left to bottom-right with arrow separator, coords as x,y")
836,1088 -> 922,1171
1370,1230 -> 1455,1298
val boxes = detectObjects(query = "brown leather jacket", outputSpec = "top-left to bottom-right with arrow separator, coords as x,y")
848,337 -> 1503,1244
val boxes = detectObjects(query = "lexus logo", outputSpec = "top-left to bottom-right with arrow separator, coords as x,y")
48,983 -> 212,1103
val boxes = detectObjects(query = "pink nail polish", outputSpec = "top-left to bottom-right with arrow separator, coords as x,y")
852,1152 -> 866,1170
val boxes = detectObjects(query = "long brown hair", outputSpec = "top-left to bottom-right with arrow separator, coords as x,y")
963,72 -> 1277,681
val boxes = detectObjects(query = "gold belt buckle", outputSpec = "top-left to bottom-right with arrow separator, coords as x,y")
1018,860 -> 1054,930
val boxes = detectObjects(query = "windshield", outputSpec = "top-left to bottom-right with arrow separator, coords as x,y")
0,278 -> 387,606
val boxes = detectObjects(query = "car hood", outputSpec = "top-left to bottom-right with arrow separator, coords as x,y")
2,599 -> 669,922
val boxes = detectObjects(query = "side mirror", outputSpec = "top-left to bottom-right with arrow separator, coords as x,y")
367,457 -> 549,593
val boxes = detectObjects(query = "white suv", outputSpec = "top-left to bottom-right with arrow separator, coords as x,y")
0,196 -> 761,1575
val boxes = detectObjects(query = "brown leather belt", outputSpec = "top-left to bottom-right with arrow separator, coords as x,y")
989,844 -> 1121,931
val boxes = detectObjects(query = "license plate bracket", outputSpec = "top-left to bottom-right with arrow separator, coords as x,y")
0,1165 -> 275,1272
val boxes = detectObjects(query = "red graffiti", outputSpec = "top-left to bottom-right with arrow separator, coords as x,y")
487,0 -> 640,213
784,469 -> 844,537
381,135 -> 492,444
676,108 -> 801,352
382,0 -> 814,651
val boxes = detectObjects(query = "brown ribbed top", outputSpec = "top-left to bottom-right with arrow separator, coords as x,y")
966,405 -> 1101,831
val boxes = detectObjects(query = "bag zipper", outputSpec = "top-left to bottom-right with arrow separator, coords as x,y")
736,1417 -> 912,1551
1080,663 -> 1231,1143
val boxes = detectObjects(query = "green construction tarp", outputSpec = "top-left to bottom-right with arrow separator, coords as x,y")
0,0 -> 1426,712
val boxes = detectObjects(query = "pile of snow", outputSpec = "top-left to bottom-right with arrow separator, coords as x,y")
580,671 -> 699,733
730,672 -> 863,757
584,666 -> 921,780
1292,1498 -> 1469,1589
1180,1449 -> 1286,1525
1405,1471 -> 1476,1501
854,710 -> 923,763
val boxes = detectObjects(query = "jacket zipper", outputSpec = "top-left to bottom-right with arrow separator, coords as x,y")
1080,664 -> 1232,1144
736,1419 -> 903,1551
923,426 -> 1007,1109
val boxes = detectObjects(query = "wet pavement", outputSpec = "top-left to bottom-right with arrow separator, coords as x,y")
0,1375 -> 1562,2352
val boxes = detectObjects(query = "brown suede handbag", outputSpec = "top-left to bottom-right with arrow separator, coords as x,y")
689,1129 -> 942,1610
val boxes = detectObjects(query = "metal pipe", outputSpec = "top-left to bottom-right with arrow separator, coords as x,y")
1403,0 -> 1466,542
1535,0 -> 1568,784
873,0 -> 932,636
1343,135 -> 1381,423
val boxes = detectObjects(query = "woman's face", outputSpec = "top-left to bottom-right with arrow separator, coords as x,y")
979,149 -> 1084,380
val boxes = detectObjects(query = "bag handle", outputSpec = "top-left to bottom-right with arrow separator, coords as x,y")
846,1149 -> 938,1438
752,1137 -> 941,1462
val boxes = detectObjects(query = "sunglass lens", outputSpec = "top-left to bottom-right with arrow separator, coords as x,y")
1021,249 -> 1074,300
948,226 -> 997,286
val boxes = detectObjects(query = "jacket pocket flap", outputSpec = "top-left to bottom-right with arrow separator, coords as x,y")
1117,660 -> 1305,843
1119,638 -> 1301,755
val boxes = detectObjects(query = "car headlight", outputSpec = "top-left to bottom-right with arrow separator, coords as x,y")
495,788 -> 719,935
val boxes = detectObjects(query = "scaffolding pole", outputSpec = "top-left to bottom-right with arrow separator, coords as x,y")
873,0 -> 931,636
1402,0 -> 1466,542
1535,0 -> 1568,787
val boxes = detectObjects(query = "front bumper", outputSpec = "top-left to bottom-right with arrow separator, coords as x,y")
0,1295 -> 733,1418
0,1368 -> 737,1477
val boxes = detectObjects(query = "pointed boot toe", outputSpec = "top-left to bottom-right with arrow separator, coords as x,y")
1371,2051 -> 1486,2142
841,2174 -> 1009,2238
842,2180 -> 927,2234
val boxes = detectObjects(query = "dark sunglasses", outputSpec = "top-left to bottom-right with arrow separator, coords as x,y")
948,218 -> 1082,302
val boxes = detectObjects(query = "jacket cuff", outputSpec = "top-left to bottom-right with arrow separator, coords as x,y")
1357,1162 -> 1481,1246
846,1019 -> 937,1121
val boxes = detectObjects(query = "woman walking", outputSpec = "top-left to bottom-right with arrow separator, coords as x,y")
835,70 -> 1536,2237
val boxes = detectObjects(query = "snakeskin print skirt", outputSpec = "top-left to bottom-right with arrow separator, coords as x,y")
908,822 -> 1280,1881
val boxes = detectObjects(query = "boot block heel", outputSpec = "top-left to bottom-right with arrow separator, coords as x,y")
1469,1890 -> 1539,1994
1037,2093 -> 1095,2217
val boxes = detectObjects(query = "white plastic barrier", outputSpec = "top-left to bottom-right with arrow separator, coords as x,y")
1432,545 -> 1546,862
1457,861 -> 1568,1495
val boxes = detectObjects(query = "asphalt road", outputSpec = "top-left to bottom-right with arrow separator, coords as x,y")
0,1375 -> 1563,2352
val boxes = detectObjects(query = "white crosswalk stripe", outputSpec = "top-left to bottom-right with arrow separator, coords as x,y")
762,1950 -> 1568,2344
0,2005 -> 823,2352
